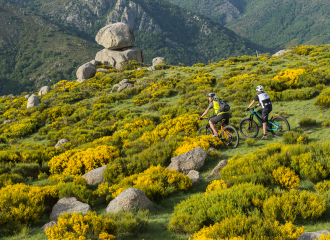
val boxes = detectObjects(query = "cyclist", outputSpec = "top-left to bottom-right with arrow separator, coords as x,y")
246,85 -> 272,140
199,93 -> 230,137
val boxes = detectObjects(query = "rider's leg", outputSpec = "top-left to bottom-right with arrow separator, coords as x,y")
263,122 -> 267,135
209,120 -> 218,135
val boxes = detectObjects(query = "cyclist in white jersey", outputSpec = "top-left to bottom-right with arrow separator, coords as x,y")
246,85 -> 272,140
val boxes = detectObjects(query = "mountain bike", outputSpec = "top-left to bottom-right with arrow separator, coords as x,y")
198,116 -> 239,148
239,105 -> 290,138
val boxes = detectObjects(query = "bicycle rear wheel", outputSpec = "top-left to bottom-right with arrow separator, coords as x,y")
222,125 -> 239,148
198,126 -> 213,136
239,118 -> 259,139
270,116 -> 290,138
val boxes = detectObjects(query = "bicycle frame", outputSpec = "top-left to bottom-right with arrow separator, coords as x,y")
249,109 -> 279,131
201,118 -> 231,139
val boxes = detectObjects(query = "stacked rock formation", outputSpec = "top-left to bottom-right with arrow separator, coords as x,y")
94,23 -> 145,70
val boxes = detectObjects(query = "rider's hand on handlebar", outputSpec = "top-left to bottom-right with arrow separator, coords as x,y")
245,108 -> 250,111
199,117 -> 203,120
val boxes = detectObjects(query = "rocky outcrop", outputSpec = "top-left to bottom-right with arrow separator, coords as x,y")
105,188 -> 153,213
96,23 -> 135,50
167,147 -> 207,174
55,139 -> 70,149
97,68 -> 108,73
24,94 -> 31,98
82,165 -> 107,186
76,62 -> 97,82
42,221 -> 57,231
117,83 -> 134,92
3,120 -> 15,124
273,49 -> 289,57
206,159 -> 228,180
27,94 -> 40,108
95,47 -> 144,69
152,57 -> 165,66
187,170 -> 201,184
38,86 -> 50,96
90,60 -> 101,66
298,230 -> 330,240
50,197 -> 91,222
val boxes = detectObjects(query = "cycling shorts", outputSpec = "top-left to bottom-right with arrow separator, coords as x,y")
257,108 -> 272,123
210,113 -> 230,126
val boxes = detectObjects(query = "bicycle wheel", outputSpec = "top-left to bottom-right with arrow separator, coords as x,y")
222,125 -> 239,148
270,116 -> 290,138
198,126 -> 213,135
239,118 -> 259,139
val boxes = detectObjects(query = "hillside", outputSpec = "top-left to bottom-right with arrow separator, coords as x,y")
166,0 -> 330,49
0,1 -> 102,95
2,45 -> 330,239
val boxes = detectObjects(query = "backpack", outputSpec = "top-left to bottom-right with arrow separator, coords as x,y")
216,98 -> 230,113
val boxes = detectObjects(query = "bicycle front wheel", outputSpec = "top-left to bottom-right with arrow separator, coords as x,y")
239,118 -> 259,139
270,116 -> 290,138
198,126 -> 213,136
222,125 -> 239,148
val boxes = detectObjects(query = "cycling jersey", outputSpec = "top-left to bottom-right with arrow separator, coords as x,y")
254,91 -> 272,109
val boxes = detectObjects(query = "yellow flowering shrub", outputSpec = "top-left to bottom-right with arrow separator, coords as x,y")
141,114 -> 199,146
272,167 -> 300,189
135,69 -> 148,78
319,234 -> 330,240
205,180 -> 228,195
291,46 -> 315,55
123,119 -> 154,132
315,180 -> 330,194
45,211 -> 118,240
173,135 -> 222,156
192,215 -> 303,240
314,88 -> 330,109
0,184 -> 58,234
95,165 -> 192,202
49,174 -> 87,185
2,118 -> 38,138
263,189 -> 327,223
49,145 -> 119,175
0,173 -> 24,188
273,69 -> 305,89
53,80 -> 79,91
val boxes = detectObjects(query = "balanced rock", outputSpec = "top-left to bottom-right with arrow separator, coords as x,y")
76,62 -> 96,82
82,165 -> 107,186
95,47 -> 144,70
50,197 -> 91,222
153,57 -> 165,66
187,170 -> 201,184
117,83 -> 134,92
55,139 -> 70,149
42,221 -> 57,231
38,86 -> 50,96
105,188 -> 153,213
298,230 -> 330,240
206,159 -> 228,180
3,120 -> 14,124
96,23 -> 135,50
27,94 -> 40,108
167,147 -> 207,174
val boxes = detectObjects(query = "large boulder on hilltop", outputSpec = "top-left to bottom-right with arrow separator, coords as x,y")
96,23 -> 135,50
152,57 -> 165,66
27,94 -> 40,108
298,230 -> 330,240
76,62 -> 96,82
38,86 -> 50,96
206,159 -> 228,180
95,47 -> 145,70
50,197 -> 91,222
82,165 -> 107,186
167,147 -> 207,174
105,188 -> 153,213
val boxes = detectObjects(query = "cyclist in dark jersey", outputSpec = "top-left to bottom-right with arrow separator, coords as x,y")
199,93 -> 230,137
246,85 -> 272,140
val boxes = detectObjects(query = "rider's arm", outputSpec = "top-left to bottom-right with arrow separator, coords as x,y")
247,100 -> 256,109
200,108 -> 210,118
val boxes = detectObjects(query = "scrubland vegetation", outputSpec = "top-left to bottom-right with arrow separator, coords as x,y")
2,45 -> 330,239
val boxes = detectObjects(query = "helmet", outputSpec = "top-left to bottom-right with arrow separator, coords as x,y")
207,93 -> 216,98
256,85 -> 264,91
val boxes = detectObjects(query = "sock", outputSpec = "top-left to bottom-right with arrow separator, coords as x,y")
264,134 -> 266,136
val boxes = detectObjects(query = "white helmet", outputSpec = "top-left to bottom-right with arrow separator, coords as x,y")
256,85 -> 264,91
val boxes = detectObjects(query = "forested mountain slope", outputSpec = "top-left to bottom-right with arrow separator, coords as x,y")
166,0 -> 330,49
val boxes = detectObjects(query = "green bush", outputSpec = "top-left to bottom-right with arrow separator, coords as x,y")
148,102 -> 167,111
0,173 -> 24,188
102,210 -> 149,237
283,131 -> 302,144
314,87 -> 330,109
298,117 -> 317,127
169,183 -> 269,234
245,139 -> 256,147
58,183 -> 95,205
11,163 -> 46,180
